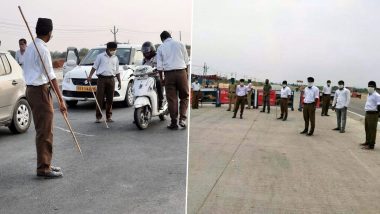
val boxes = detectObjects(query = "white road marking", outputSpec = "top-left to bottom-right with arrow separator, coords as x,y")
55,126 -> 95,137
347,110 -> 380,125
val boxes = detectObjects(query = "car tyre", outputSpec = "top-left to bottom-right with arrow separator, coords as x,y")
66,100 -> 78,108
9,99 -> 32,134
122,82 -> 134,107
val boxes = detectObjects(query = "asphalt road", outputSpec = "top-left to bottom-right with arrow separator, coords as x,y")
0,99 -> 187,214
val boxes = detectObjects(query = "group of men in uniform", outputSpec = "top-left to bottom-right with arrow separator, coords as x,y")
21,17 -> 190,178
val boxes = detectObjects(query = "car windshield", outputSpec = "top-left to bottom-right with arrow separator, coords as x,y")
80,48 -> 131,66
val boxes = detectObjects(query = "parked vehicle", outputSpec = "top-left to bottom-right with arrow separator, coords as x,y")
62,43 -> 143,107
0,51 -> 32,133
132,65 -> 168,130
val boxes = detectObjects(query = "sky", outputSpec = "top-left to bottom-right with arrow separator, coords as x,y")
0,0 -> 192,52
191,0 -> 380,88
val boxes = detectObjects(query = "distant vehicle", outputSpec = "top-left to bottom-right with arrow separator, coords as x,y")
62,47 -> 80,77
0,51 -> 32,133
62,44 -> 143,107
346,87 -> 361,99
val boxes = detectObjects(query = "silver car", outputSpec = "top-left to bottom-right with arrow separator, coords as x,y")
0,51 -> 32,133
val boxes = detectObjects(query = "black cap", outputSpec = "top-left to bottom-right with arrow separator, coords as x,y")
327,80 -> 331,83
307,77 -> 314,82
338,80 -> 344,85
36,18 -> 53,36
240,79 -> 245,82
160,31 -> 171,41
106,42 -> 117,49
282,80 -> 287,85
368,81 -> 376,88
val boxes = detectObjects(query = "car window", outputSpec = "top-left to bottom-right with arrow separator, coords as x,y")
80,48 -> 131,66
0,55 -> 5,76
133,50 -> 143,65
0,54 -> 11,76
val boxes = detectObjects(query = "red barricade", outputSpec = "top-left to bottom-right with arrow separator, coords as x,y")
257,89 -> 276,106
219,88 -> 229,104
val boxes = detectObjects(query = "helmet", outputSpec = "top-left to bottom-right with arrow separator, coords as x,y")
141,41 -> 156,54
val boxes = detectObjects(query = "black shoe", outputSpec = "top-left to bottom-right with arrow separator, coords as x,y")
282,118 -> 287,121
227,109 -> 231,111
325,114 -> 330,116
306,132 -> 313,136
179,120 -> 186,128
232,115 -> 236,118
321,114 -> 324,116
167,124 -> 179,130
37,170 -> 63,179
332,127 -> 340,131
267,111 -> 270,114
260,110 -> 265,113
362,145 -> 374,150
360,142 -> 369,146
340,130 -> 345,133
277,117 -> 283,120
240,115 -> 243,119
300,130 -> 308,134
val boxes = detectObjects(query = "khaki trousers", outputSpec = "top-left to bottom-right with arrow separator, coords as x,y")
192,90 -> 201,109
234,96 -> 246,116
365,112 -> 379,146
164,70 -> 189,124
96,77 -> 115,119
228,93 -> 236,110
26,85 -> 54,174
280,98 -> 289,118
247,90 -> 252,108
303,103 -> 316,133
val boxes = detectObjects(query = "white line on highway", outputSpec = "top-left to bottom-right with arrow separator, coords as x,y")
347,110 -> 380,125
349,149 -> 376,178
55,126 -> 95,137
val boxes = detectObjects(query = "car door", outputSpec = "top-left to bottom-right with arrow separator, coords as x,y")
0,54 -> 16,120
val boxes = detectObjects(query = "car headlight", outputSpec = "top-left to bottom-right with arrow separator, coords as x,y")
65,78 -> 72,83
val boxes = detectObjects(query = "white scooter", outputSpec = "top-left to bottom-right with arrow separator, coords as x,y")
132,65 -> 169,130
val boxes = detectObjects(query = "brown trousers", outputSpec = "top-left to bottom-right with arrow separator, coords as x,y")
365,112 -> 379,146
321,95 -> 331,115
164,70 -> 189,124
192,90 -> 201,109
303,103 -> 316,133
26,85 -> 54,174
280,98 -> 289,118
96,77 -> 115,119
234,96 -> 246,116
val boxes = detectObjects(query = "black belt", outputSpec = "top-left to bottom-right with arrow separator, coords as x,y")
26,83 -> 49,87
281,98 -> 288,99
164,69 -> 186,72
97,75 -> 114,78
304,102 -> 315,105
366,111 -> 379,114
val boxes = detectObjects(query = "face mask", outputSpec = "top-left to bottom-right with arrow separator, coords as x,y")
282,85 -> 286,88
327,84 -> 330,87
240,83 -> 244,86
368,87 -> 375,94
339,85 -> 344,89
308,82 -> 313,87
109,50 -> 116,56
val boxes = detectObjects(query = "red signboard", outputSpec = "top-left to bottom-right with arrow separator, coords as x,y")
219,88 -> 230,104
257,89 -> 276,106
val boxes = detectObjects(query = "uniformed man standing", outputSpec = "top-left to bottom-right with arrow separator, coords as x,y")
233,79 -> 248,119
261,79 -> 272,113
278,81 -> 291,121
246,79 -> 253,109
360,81 -> 380,150
300,77 -> 319,136
157,31 -> 190,129
23,18 -> 66,178
226,78 -> 237,111
321,80 -> 332,116
332,80 -> 350,133
191,77 -> 201,109
87,42 -> 121,123
15,38 -> 27,67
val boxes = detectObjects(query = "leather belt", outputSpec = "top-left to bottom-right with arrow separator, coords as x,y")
366,111 -> 379,114
97,75 -> 114,78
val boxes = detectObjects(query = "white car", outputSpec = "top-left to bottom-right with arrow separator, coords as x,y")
62,44 -> 143,107
0,51 -> 32,133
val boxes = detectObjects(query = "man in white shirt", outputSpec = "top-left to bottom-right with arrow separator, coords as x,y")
332,80 -> 350,133
278,80 -> 292,121
246,79 -> 253,109
23,18 -> 66,178
233,79 -> 248,119
321,80 -> 332,116
87,42 -> 121,123
191,76 -> 201,109
360,81 -> 380,150
15,38 -> 27,67
300,77 -> 319,136
157,31 -> 190,129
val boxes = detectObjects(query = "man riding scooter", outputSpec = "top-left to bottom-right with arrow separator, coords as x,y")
141,41 -> 164,110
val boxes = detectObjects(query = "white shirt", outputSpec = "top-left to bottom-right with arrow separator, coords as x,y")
303,86 -> 319,103
23,38 -> 56,86
365,91 -> 380,111
192,82 -> 201,91
93,52 -> 119,76
15,49 -> 26,66
332,88 -> 351,109
236,85 -> 248,96
157,38 -> 189,71
280,86 -> 292,98
247,83 -> 252,91
322,85 -> 332,95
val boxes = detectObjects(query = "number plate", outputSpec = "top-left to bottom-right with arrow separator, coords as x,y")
76,86 -> 97,92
